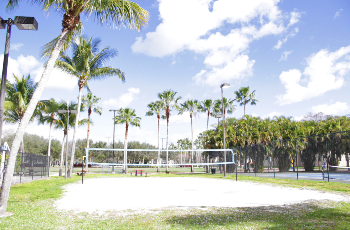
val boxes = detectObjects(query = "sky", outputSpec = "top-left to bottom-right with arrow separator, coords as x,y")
1,0 -> 350,148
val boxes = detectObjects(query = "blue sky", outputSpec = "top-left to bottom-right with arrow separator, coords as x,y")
1,0 -> 350,147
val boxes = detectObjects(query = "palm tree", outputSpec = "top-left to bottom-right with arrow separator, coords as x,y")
158,90 -> 181,173
4,75 -> 41,153
55,36 -> 125,177
178,99 -> 201,172
2,1 -> 149,214
201,99 -> 215,131
234,86 -> 258,116
38,98 -> 59,175
81,92 -> 102,171
54,101 -> 77,176
146,100 -> 163,172
114,108 -> 141,174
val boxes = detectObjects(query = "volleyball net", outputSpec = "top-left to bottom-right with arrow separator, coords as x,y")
83,148 -> 235,174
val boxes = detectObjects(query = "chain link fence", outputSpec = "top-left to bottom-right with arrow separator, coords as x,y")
1,152 -> 49,185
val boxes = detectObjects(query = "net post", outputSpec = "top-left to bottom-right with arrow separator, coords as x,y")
296,139 -> 298,180
236,147 -> 240,181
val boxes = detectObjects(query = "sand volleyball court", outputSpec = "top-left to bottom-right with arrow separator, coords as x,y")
55,177 -> 348,214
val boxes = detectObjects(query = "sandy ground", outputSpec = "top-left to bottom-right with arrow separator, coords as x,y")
55,177 -> 348,214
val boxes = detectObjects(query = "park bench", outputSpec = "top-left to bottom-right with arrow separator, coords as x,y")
134,170 -> 145,177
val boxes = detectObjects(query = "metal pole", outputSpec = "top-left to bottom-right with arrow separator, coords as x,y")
221,87 -> 226,178
273,145 -> 275,179
112,110 -> 115,173
236,147 -> 240,181
65,105 -> 69,180
0,19 -> 13,147
326,138 -> 329,182
82,158 -> 83,184
296,139 -> 298,180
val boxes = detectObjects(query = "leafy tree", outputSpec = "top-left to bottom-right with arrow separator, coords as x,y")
234,86 -> 258,116
158,90 -> 181,173
114,108 -> 141,174
4,75 -> 42,153
1,0 -> 149,214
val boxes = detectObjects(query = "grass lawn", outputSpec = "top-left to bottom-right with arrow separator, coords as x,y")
1,173 -> 350,229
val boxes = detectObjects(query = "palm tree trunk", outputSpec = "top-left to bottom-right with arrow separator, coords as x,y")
59,134 -> 66,176
157,115 -> 160,172
207,110 -> 209,131
47,123 -> 53,175
124,122 -> 129,174
191,115 -> 194,173
0,30 -> 69,215
68,85 -> 83,177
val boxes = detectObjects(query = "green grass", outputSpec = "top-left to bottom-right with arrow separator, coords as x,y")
1,173 -> 350,229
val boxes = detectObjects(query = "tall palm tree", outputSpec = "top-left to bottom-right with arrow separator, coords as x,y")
2,1 -> 149,214
55,36 -> 125,177
234,86 -> 258,116
146,100 -> 163,172
81,93 -> 102,172
114,108 -> 141,174
178,99 -> 201,172
38,98 -> 59,175
4,75 -> 41,153
81,92 -> 102,166
158,90 -> 181,173
54,101 -> 77,176
214,98 -> 236,117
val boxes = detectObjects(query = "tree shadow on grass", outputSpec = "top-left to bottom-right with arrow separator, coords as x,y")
165,202 -> 350,229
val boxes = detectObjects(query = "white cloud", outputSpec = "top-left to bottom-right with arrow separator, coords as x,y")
34,67 -> 77,90
334,9 -> 343,19
274,27 -> 298,49
132,0 -> 299,87
103,87 -> 140,108
277,46 -> 350,105
0,54 -> 77,90
10,43 -> 23,51
253,112 -> 282,119
311,102 -> 349,115
279,50 -> 293,61
288,11 -> 301,26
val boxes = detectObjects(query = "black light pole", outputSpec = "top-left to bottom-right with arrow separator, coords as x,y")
0,16 -> 38,147
220,83 -> 230,178
109,109 -> 117,173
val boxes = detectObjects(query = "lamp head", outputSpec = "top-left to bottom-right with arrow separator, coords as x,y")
0,17 -> 5,29
220,83 -> 230,89
14,16 -> 38,30
215,114 -> 223,118
57,110 -> 67,114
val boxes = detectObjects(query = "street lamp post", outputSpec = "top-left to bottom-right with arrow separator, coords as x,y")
109,109 -> 117,173
58,102 -> 77,180
0,16 -> 38,147
220,83 -> 230,178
